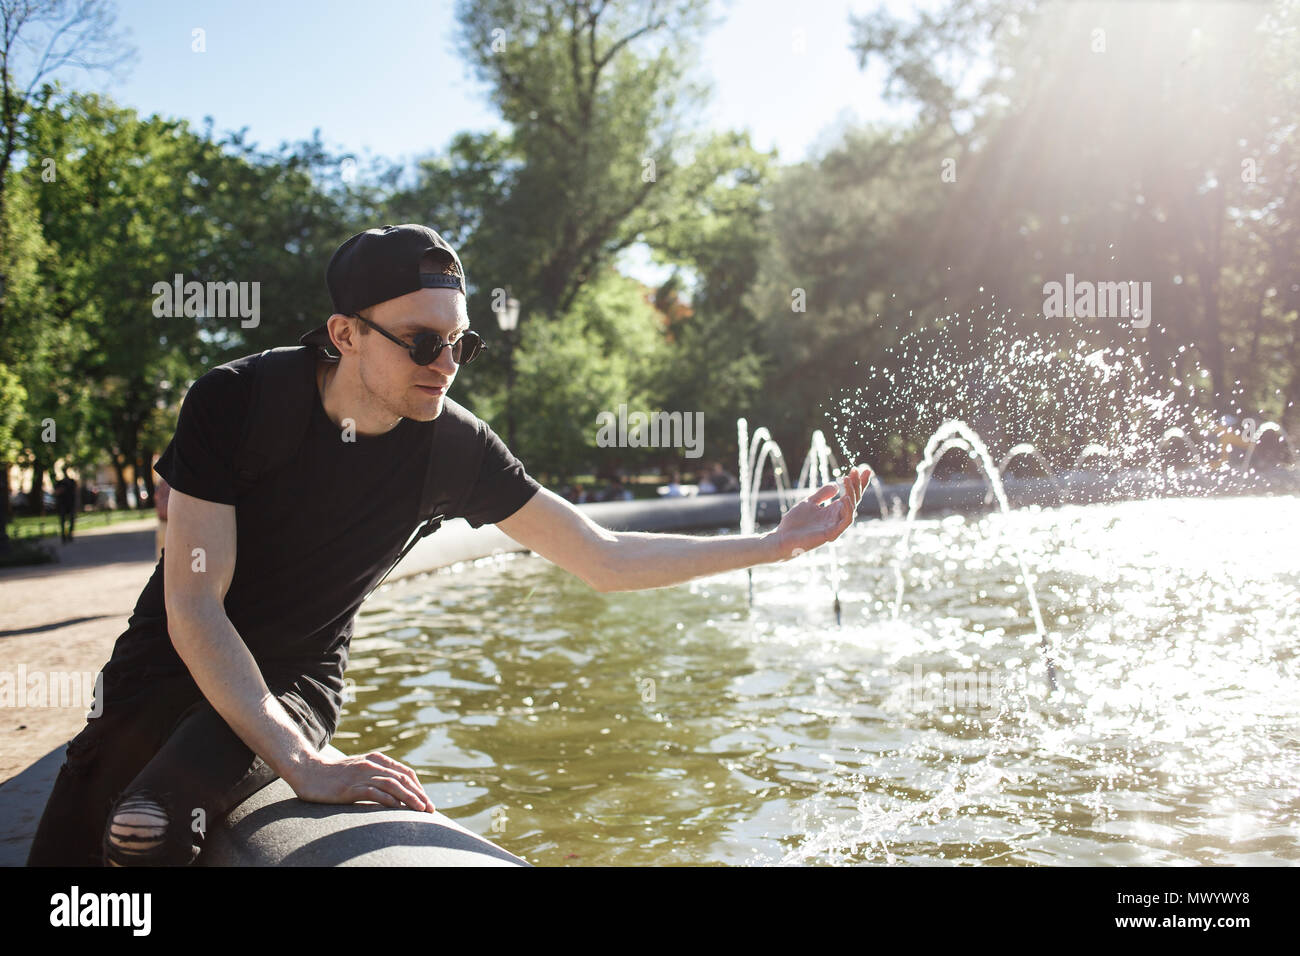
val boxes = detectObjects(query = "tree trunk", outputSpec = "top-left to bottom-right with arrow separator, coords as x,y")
1198,203 -> 1227,400
1245,299 -> 1265,377
140,452 -> 155,506
112,457 -> 128,512
1281,294 -> 1300,437
0,463 -> 11,554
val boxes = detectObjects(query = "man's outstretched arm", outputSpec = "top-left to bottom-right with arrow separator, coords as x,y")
496,464 -> 871,592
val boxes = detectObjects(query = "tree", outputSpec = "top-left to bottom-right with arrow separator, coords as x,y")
650,130 -> 774,470
735,0 -> 1300,471
21,89 -> 378,511
845,0 -> 1297,423
504,265 -> 668,480
744,122 -> 954,461
0,0 -> 132,324
453,0 -> 716,319
0,0 -> 130,549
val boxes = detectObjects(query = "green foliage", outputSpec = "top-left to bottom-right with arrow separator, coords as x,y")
21,91 -> 224,502
650,130 -> 775,466
745,123 -> 951,454
0,361 -> 27,462
453,0 -> 714,318
14,88 -> 368,508
507,267 -> 667,479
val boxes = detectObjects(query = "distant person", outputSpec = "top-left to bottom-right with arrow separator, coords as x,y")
606,478 -> 633,501
664,471 -> 685,497
53,470 -> 77,543
708,464 -> 737,494
1210,414 -> 1253,470
697,464 -> 717,495
155,476 -> 171,559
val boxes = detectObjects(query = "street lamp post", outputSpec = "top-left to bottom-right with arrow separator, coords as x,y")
494,293 -> 521,449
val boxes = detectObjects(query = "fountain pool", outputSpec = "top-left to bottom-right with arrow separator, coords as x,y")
341,492 -> 1300,866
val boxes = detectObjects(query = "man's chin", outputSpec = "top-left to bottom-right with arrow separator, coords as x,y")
406,396 -> 445,422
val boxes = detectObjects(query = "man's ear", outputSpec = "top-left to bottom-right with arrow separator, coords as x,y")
326,312 -> 361,355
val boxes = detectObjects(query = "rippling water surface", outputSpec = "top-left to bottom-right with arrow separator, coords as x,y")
344,495 -> 1300,865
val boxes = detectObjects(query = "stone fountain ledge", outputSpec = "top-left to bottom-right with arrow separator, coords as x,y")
0,743 -> 528,867
197,745 -> 529,867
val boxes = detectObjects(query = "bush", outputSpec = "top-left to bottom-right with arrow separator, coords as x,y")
0,536 -> 58,568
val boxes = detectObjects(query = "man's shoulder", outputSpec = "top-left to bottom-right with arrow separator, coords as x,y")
175,360 -> 248,425
207,345 -> 323,375
439,398 -> 480,424
188,347 -> 317,406
191,350 -> 261,393
438,396 -> 485,430
213,350 -> 266,373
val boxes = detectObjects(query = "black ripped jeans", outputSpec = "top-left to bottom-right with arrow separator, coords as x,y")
25,671 -> 333,867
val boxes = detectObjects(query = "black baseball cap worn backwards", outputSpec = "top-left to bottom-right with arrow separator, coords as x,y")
300,223 -> 467,356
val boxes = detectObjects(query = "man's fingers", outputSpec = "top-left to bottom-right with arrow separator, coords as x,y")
357,785 -> 400,808
808,482 -> 838,505
387,771 -> 430,811
360,779 -> 431,814
352,755 -> 428,810
366,753 -> 431,809
367,752 -> 413,776
365,773 -> 427,811
851,465 -> 870,509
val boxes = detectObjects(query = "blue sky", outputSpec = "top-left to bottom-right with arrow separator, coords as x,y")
54,0 -> 924,284
81,0 -> 919,166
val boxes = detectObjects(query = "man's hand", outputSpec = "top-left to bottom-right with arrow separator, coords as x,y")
286,750 -> 436,813
767,463 -> 872,561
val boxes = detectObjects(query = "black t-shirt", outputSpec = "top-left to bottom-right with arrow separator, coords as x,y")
99,351 -> 540,734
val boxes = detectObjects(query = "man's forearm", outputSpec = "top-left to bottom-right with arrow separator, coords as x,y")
168,603 -> 319,784
598,528 -> 782,591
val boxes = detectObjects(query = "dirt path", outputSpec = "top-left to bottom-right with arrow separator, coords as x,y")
0,519 -> 160,782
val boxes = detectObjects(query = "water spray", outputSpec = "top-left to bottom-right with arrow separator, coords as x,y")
740,418 -> 850,624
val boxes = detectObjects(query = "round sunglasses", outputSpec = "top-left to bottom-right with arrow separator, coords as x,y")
349,312 -> 486,366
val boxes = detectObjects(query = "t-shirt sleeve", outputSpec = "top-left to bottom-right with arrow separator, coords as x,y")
154,366 -> 250,506
459,421 -> 542,529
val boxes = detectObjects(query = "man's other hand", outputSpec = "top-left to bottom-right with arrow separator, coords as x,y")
287,750 -> 436,813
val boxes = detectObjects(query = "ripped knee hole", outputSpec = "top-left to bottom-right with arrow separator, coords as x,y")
106,792 -> 171,859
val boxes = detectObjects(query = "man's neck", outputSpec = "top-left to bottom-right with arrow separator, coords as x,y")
315,358 -> 403,436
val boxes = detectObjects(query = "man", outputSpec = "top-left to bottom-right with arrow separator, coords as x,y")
26,224 -> 869,866
53,469 -> 77,543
